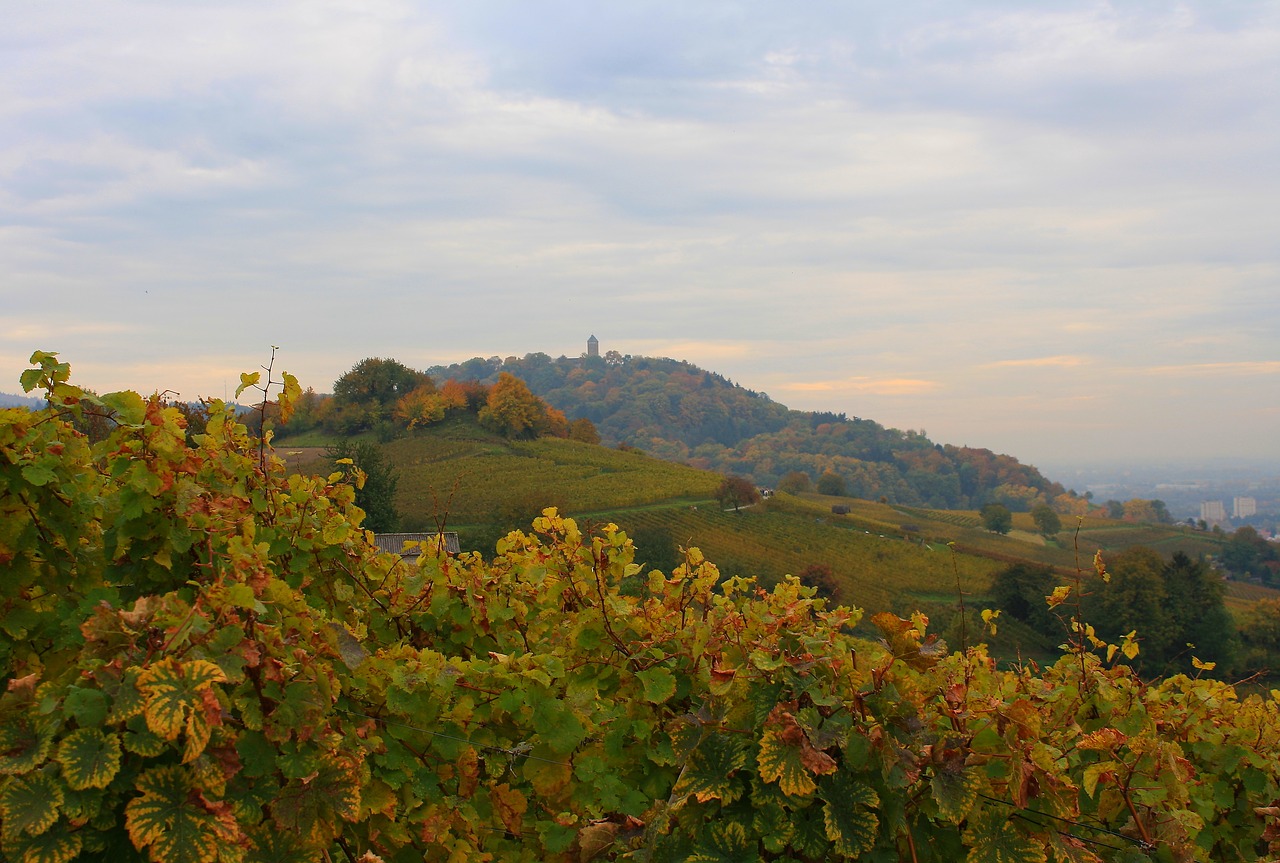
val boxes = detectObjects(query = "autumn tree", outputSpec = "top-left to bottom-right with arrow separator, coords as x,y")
569,417 -> 601,444
478,372 -> 550,438
393,385 -> 448,429
797,563 -> 840,600
716,475 -> 760,512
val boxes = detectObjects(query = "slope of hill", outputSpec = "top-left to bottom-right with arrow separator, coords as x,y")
426,352 -> 1068,509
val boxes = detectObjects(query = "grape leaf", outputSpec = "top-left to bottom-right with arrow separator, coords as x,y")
0,772 -> 63,838
125,765 -> 238,863
931,758 -> 981,824
1,827 -> 82,863
820,772 -> 880,857
756,708 -> 835,798
962,808 -> 1047,863
636,667 -> 677,704
672,733 -> 749,804
137,658 -> 227,763
57,728 -> 122,791
270,757 -> 362,846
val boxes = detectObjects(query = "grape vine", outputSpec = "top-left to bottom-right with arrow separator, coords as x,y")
0,352 -> 1277,862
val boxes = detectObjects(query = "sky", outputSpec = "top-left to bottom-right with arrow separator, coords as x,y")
3,1 -> 1278,469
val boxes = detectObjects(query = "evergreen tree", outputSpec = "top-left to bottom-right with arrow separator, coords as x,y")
327,440 -> 400,532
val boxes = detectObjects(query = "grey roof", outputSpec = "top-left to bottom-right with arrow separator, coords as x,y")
373,532 -> 460,556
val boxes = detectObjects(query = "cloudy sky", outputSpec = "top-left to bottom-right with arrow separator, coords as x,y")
3,1 -> 1278,468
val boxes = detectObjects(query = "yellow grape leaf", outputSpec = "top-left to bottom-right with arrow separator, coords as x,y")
1045,586 -> 1071,608
1082,761 -> 1118,799
234,372 -> 260,399
490,782 -> 527,835
137,658 -> 228,763
1191,656 -> 1216,671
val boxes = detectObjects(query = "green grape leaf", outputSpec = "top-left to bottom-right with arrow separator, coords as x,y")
0,722 -> 53,775
931,759 -> 981,823
963,807 -> 1047,863
751,803 -> 795,854
1,827 -> 82,863
269,757 -> 361,846
57,728 -> 122,791
0,772 -> 63,839
636,667 -> 677,704
123,726 -> 168,757
819,772 -> 879,858
125,765 -> 239,863
688,820 -> 755,863
100,391 -> 146,425
672,733 -> 749,804
531,696 -> 587,755
789,810 -> 830,860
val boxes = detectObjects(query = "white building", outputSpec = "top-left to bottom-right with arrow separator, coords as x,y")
1234,497 -> 1257,519
1200,500 -> 1226,524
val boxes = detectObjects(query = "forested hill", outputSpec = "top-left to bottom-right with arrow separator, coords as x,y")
426,352 -> 1068,510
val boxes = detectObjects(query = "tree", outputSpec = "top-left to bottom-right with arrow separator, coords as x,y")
816,470 -> 846,496
333,357 -> 431,408
1031,503 -> 1061,537
327,440 -> 400,532
569,417 -> 601,444
1161,551 -> 1235,672
797,563 -> 840,600
1087,547 -> 1176,667
980,503 -> 1013,534
331,358 -> 431,433
777,471 -> 812,495
990,563 -> 1059,632
478,372 -> 548,438
715,475 -> 760,512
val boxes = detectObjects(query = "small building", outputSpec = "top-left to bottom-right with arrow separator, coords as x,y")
374,532 -> 460,558
587,335 -> 599,357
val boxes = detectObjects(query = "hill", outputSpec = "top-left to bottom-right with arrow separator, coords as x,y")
425,351 -> 1071,510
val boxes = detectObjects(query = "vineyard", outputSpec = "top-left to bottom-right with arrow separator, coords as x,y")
282,418 -> 722,527
610,503 -> 1001,619
3,354 -> 1280,862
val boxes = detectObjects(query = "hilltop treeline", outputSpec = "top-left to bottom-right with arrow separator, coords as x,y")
427,352 -> 1069,510
281,357 -> 600,444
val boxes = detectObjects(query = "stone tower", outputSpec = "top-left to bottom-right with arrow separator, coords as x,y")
587,335 -> 599,357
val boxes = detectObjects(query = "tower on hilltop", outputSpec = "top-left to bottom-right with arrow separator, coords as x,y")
587,335 -> 599,357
